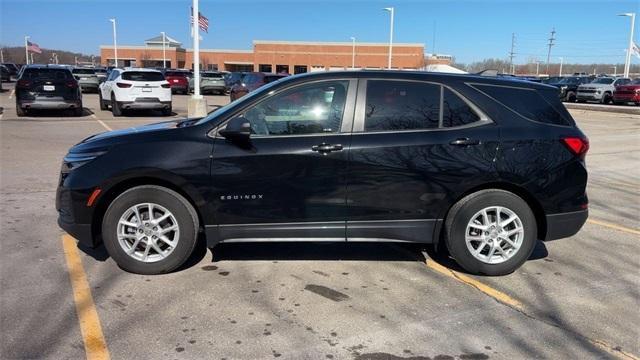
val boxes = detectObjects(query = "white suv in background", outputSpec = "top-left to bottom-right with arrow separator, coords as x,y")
99,68 -> 172,116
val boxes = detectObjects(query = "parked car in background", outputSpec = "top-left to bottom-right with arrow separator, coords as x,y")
94,68 -> 108,83
613,78 -> 640,105
15,64 -> 83,116
71,67 -> 100,93
99,68 -> 172,116
229,72 -> 288,101
548,76 -> 594,102
58,70 -> 589,276
577,77 -> 631,104
2,63 -> 20,79
189,71 -> 227,94
162,69 -> 190,94
0,65 -> 10,82
224,72 -> 247,93
542,76 -> 563,84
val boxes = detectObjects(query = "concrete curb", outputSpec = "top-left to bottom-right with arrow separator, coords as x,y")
564,103 -> 640,115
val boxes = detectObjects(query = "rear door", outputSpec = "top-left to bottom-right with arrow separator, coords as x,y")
345,79 -> 499,243
211,79 -> 357,241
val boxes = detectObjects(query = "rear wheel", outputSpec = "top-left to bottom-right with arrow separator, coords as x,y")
99,92 -> 107,110
162,105 -> 172,116
445,189 -> 537,276
16,103 -> 26,117
102,185 -> 199,274
111,93 -> 122,117
73,103 -> 83,117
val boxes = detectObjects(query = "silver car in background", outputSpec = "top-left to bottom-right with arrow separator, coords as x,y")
189,71 -> 226,95
71,67 -> 100,93
577,77 -> 631,104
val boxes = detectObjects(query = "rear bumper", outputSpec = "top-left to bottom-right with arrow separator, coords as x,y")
19,99 -> 81,110
612,93 -> 640,103
79,82 -> 99,91
170,85 -> 188,92
121,100 -> 171,110
545,209 -> 588,240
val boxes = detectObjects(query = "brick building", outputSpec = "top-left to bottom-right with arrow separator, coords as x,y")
100,36 -> 430,73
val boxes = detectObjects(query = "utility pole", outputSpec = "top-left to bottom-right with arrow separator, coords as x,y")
508,33 -> 516,75
546,28 -> 556,74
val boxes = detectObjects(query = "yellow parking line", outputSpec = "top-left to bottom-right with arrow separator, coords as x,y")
91,114 -> 112,131
62,234 -> 110,360
587,219 -> 640,236
425,260 -> 524,310
590,338 -> 639,360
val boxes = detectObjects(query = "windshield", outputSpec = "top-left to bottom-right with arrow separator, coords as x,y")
591,78 -> 614,84
196,75 -> 290,125
122,71 -> 165,81
631,78 -> 640,85
72,68 -> 96,75
558,77 -> 582,84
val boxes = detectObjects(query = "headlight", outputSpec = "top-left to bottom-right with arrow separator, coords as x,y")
596,89 -> 602,94
635,89 -> 640,94
63,151 -> 106,170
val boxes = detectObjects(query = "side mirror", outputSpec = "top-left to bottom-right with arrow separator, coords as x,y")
220,116 -> 251,142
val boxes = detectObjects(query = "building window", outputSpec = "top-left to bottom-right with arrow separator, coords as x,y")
294,65 -> 308,74
275,64 -> 289,74
259,64 -> 272,72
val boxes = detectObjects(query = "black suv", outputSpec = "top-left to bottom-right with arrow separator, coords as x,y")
16,65 -> 83,116
57,71 -> 589,276
548,76 -> 594,102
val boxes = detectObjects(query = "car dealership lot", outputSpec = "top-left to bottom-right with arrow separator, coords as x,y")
1,85 -> 639,359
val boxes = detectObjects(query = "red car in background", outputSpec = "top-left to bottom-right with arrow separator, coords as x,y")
613,78 -> 640,105
162,69 -> 190,95
229,72 -> 288,101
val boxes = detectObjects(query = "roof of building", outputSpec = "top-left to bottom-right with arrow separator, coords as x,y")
145,35 -> 182,47
253,40 -> 424,48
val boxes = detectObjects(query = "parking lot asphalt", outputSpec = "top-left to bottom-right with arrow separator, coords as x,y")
1,83 -> 639,360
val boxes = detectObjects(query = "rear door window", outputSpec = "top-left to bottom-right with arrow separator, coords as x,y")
364,80 -> 440,131
122,71 -> 165,82
473,84 -> 572,126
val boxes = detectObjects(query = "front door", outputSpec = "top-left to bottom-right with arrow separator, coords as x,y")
211,79 -> 356,241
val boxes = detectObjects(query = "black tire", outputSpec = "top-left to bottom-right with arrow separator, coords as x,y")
444,189 -> 537,276
601,92 -> 611,104
565,91 -> 576,102
102,185 -> 199,274
16,103 -> 26,117
74,104 -> 83,117
111,93 -> 122,117
162,105 -> 172,116
99,92 -> 107,110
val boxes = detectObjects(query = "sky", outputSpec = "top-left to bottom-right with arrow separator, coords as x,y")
1,0 -> 638,65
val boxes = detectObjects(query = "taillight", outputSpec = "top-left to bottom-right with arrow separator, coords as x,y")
562,137 -> 589,157
116,82 -> 132,88
66,81 -> 78,88
16,79 -> 31,88
161,83 -> 170,88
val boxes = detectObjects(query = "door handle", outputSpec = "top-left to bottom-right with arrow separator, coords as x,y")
450,138 -> 480,146
311,143 -> 343,153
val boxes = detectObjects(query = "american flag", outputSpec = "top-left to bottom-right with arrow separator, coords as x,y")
27,41 -> 42,54
190,7 -> 209,33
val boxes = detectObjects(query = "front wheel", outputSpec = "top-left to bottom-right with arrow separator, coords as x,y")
102,185 -> 199,274
444,189 -> 537,276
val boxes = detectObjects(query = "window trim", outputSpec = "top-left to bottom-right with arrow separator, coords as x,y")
352,78 -> 491,133
468,82 -> 573,128
211,78 -> 358,139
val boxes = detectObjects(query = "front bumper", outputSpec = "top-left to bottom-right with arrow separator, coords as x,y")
576,92 -> 603,101
545,209 -> 588,240
19,99 -> 82,110
56,185 -> 97,247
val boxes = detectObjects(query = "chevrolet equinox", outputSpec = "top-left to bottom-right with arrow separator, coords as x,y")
57,71 -> 589,275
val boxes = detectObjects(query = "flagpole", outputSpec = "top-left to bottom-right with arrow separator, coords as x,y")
188,0 -> 207,117
25,36 -> 30,65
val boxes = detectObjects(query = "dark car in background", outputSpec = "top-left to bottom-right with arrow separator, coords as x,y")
2,63 -> 20,79
15,65 -> 82,116
71,67 -> 100,93
0,65 -> 10,82
189,71 -> 227,94
548,76 -> 594,102
224,71 -> 246,93
57,70 -> 588,276
162,69 -> 190,94
613,78 -> 640,105
229,72 -> 288,100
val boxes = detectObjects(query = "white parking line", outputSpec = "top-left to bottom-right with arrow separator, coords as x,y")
9,90 -> 15,99
91,114 -> 112,131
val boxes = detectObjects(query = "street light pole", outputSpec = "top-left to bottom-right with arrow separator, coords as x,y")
618,13 -> 636,78
612,66 -> 617,76
161,31 -> 167,68
24,36 -> 30,65
350,36 -> 356,69
383,7 -> 394,69
109,18 -> 118,67
535,61 -> 540,76
559,57 -> 563,76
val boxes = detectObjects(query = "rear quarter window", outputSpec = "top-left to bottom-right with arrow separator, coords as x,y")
473,84 -> 573,126
122,71 -> 165,82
